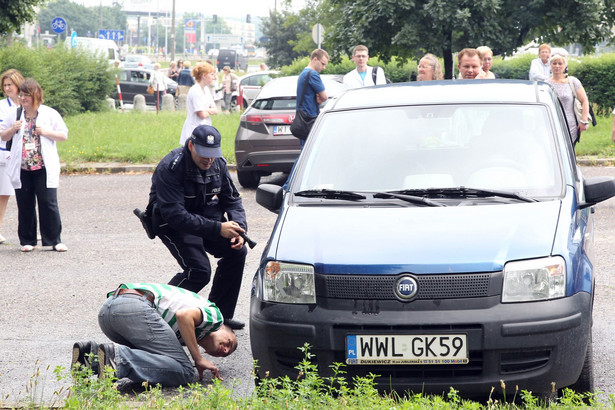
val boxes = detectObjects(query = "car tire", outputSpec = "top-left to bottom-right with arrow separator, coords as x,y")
569,332 -> 594,394
237,171 -> 261,188
230,97 -> 238,112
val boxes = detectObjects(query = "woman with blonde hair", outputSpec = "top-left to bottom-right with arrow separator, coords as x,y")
476,46 -> 496,79
0,69 -> 25,244
179,62 -> 218,146
0,78 -> 69,252
417,53 -> 444,81
546,53 -> 589,145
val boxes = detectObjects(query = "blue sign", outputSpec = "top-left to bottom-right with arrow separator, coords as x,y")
184,19 -> 197,33
70,31 -> 78,48
98,29 -> 124,41
51,17 -> 67,34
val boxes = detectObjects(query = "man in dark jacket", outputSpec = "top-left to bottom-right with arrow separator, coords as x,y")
148,124 -> 248,329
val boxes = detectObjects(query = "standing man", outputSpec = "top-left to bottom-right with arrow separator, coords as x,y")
146,124 -> 248,330
343,45 -> 387,88
457,48 -> 482,80
73,282 -> 237,385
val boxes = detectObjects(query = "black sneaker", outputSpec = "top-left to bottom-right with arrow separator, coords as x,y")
98,343 -> 117,378
71,341 -> 99,373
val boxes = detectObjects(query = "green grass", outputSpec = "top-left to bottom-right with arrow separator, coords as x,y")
575,115 -> 615,157
61,110 -> 241,166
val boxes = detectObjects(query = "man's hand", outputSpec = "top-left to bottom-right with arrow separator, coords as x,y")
195,356 -> 223,380
220,221 -> 245,239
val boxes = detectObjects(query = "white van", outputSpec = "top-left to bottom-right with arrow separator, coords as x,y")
65,37 -> 120,64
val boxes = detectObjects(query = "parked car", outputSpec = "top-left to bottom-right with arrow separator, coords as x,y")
234,75 -> 347,188
122,55 -> 154,69
216,48 -> 248,71
232,70 -> 281,110
250,80 -> 615,398
112,68 -> 177,106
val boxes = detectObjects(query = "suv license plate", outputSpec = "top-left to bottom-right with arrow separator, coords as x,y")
346,334 -> 468,365
272,125 -> 290,135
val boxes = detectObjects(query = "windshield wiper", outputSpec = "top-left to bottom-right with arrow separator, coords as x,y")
391,187 -> 537,203
372,192 -> 445,207
294,189 -> 366,201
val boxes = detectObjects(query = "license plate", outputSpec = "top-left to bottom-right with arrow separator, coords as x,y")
272,125 -> 291,135
346,334 -> 468,365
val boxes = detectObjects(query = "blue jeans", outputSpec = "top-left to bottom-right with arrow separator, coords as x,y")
98,293 -> 198,386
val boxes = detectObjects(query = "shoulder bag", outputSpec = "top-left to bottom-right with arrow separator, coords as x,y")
290,71 -> 316,141
568,77 -> 596,127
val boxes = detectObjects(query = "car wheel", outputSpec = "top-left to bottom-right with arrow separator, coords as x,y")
230,97 -> 238,112
569,332 -> 594,394
237,171 -> 261,188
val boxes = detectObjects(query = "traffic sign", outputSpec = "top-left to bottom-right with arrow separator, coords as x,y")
98,29 -> 124,41
70,31 -> 78,48
312,24 -> 324,45
51,17 -> 67,34
185,19 -> 197,33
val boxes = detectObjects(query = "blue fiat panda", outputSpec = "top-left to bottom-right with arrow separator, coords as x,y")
250,80 -> 615,396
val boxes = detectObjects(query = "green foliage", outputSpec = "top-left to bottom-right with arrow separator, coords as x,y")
325,0 -> 615,79
568,53 -> 615,116
491,54 -> 535,80
0,44 -> 114,116
0,0 -> 44,36
38,0 -> 127,42
260,10 -> 309,68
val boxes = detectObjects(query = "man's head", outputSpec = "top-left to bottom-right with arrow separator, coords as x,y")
538,43 -> 551,63
457,48 -> 482,79
351,45 -> 369,71
187,125 -> 223,170
309,48 -> 330,73
198,325 -> 238,357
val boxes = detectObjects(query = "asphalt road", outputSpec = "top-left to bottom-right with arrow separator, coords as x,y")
0,168 -> 614,405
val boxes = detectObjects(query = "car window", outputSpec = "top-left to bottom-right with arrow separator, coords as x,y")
252,97 -> 296,110
298,104 -> 563,197
246,74 -> 272,86
130,71 -> 149,83
118,71 -> 129,81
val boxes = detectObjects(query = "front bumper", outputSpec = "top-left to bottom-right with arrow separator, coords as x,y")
250,292 -> 591,395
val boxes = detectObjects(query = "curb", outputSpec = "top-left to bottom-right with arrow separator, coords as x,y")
61,162 -> 237,174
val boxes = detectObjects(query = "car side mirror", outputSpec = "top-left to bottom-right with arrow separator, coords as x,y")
256,184 -> 284,213
580,176 -> 615,209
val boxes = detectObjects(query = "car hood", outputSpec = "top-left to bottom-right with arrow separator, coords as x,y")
273,200 -> 561,274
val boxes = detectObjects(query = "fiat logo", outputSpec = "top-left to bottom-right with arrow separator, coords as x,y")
395,275 -> 418,301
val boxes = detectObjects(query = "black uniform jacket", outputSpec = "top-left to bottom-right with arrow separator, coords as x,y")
149,146 -> 247,238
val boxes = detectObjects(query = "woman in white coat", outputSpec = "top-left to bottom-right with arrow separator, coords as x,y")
179,63 -> 218,146
0,78 -> 68,252
0,69 -> 24,244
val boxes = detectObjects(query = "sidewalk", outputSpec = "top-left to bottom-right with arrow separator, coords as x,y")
61,157 -> 611,174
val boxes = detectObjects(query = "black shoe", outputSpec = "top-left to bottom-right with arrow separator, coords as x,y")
71,341 -> 99,373
224,318 -> 245,330
98,343 -> 117,378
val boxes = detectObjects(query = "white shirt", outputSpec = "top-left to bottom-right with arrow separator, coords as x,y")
179,83 -> 215,146
3,105 -> 68,189
529,58 -> 551,81
343,65 -> 386,89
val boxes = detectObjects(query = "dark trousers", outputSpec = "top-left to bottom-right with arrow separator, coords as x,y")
160,229 -> 247,319
15,168 -> 62,246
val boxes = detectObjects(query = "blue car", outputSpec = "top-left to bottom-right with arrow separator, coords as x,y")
251,80 -> 615,397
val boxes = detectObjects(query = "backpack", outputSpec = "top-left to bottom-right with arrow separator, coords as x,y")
372,66 -> 391,84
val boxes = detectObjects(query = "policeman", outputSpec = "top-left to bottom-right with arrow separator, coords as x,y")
148,124 -> 248,329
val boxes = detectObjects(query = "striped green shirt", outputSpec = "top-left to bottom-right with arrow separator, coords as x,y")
108,283 -> 223,343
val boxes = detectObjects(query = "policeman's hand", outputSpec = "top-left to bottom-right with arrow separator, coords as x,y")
220,221 -> 245,239
230,234 -> 245,250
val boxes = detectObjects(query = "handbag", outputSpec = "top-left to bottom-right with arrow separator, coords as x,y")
290,71 -> 316,140
146,84 -> 155,94
568,77 -> 596,127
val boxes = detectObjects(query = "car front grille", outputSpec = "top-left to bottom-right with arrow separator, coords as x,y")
318,273 -> 497,300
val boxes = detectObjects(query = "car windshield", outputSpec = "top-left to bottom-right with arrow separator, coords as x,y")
297,104 -> 563,198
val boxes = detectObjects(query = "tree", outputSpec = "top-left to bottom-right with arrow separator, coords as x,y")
260,10 -> 307,67
0,0 -> 45,37
38,0 -> 127,40
327,0 -> 615,79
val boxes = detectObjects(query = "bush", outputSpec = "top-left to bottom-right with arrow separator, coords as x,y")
491,53 -> 534,80
0,44 -> 115,116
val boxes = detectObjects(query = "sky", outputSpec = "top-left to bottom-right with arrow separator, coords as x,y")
73,0 -> 306,19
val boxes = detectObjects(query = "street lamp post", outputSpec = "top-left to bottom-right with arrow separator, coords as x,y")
171,0 -> 176,61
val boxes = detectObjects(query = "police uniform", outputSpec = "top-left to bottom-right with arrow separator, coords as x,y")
148,126 -> 247,322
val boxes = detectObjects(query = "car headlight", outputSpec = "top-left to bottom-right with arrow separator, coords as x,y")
502,256 -> 566,302
262,261 -> 315,304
